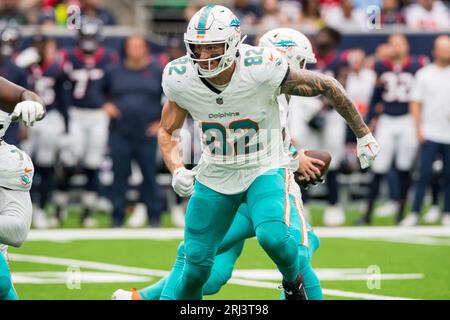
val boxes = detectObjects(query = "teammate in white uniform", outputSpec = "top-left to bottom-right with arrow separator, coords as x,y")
0,76 -> 45,300
159,5 -> 379,300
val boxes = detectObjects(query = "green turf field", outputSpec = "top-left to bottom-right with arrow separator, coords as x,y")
8,223 -> 450,300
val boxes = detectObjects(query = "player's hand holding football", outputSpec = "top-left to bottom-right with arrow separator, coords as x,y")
11,101 -> 45,126
298,149 -> 325,181
172,167 -> 196,197
356,133 -> 380,169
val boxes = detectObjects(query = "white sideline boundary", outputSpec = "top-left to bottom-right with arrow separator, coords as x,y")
25,226 -> 450,242
9,253 -> 417,300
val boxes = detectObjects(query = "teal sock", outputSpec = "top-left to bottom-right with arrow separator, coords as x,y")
299,245 -> 323,300
139,277 -> 167,300
0,253 -> 17,300
160,242 -> 186,300
4,286 -> 18,300
300,263 -> 323,300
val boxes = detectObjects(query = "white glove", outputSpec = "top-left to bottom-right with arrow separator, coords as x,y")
11,101 -> 45,126
356,133 -> 380,169
172,167 -> 196,197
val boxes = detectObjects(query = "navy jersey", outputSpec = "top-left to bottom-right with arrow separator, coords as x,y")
27,52 -> 70,130
367,55 -> 428,121
0,57 -> 28,88
64,46 -> 119,109
105,58 -> 163,140
0,58 -> 28,145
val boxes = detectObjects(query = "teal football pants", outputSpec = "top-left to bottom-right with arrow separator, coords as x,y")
142,173 -> 322,299
168,168 -> 300,300
0,253 -> 18,300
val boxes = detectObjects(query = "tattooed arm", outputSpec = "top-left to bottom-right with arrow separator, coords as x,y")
280,68 -> 370,138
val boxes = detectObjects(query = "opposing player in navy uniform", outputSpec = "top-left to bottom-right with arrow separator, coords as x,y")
63,17 -> 119,227
17,35 -> 71,228
358,34 -> 428,225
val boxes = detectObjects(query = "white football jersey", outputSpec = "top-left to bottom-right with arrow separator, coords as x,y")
0,141 -> 34,191
162,44 -> 291,194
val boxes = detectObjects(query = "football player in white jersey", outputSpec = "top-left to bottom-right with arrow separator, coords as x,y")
159,5 -> 379,300
0,76 -> 45,299
113,28 -> 326,301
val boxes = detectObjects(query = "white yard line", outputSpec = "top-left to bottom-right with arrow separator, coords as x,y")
25,226 -> 450,242
10,253 -> 169,277
373,236 -> 450,246
9,253 -> 419,300
226,279 -> 417,300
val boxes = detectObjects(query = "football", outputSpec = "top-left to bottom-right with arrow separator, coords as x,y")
294,149 -> 332,188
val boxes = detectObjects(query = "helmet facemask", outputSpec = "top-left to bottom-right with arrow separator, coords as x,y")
0,111 -> 11,139
185,34 -> 243,78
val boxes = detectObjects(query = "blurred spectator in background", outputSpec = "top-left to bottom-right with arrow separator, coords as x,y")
323,0 -> 368,32
352,0 -> 383,9
63,16 -> 119,227
258,0 -> 288,30
81,0 -> 117,26
320,0 -> 342,10
405,0 -> 450,31
380,0 -> 406,25
37,0 -> 117,27
405,35 -> 450,226
104,35 -> 163,228
39,0 -> 81,27
234,0 -> 263,27
278,0 -> 302,25
299,0 -> 326,31
0,0 -> 28,25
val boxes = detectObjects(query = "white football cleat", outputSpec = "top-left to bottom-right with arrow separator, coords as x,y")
399,213 -> 420,227
112,289 -> 142,300
127,203 -> 148,228
441,214 -> 450,226
423,206 -> 441,224
323,205 -> 345,226
375,200 -> 398,218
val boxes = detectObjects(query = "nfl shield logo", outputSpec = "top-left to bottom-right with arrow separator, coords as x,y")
216,97 -> 223,105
